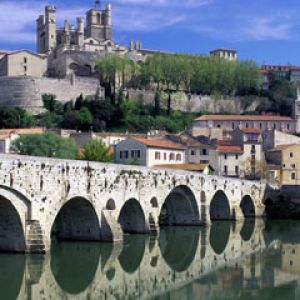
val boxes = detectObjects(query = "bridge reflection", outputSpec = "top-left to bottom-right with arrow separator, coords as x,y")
7,219 -> 300,300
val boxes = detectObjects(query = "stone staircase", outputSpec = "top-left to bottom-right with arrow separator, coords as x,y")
26,220 -> 46,254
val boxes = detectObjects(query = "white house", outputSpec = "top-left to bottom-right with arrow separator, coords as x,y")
114,137 -> 186,167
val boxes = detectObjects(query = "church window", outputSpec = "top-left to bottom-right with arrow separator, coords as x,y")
23,57 -> 27,64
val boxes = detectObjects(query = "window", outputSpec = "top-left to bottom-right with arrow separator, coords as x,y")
137,150 -> 140,158
246,123 -> 249,128
290,152 -> 294,158
224,165 -> 228,175
235,154 -> 239,160
155,152 -> 161,160
235,166 -> 239,175
291,172 -> 296,180
273,123 -> 276,129
24,66 -> 27,73
124,151 -> 129,159
190,150 -> 195,156
291,164 -> 296,169
176,154 -> 182,161
24,57 -> 27,64
232,123 -> 235,129
202,149 -> 207,155
131,150 -> 134,158
287,124 -> 291,130
224,154 -> 227,160
164,152 -> 167,160
169,153 -> 175,161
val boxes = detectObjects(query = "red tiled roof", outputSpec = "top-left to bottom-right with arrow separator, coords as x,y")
240,127 -> 261,134
218,145 -> 243,153
133,137 -> 185,150
195,115 -> 294,122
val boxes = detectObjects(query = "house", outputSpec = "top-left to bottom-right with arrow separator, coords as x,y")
114,137 -> 186,167
193,115 -> 296,135
210,48 -> 238,61
165,132 -> 215,165
262,130 -> 300,151
231,127 -> 265,178
212,143 -> 244,177
266,144 -> 300,185
0,50 -> 47,77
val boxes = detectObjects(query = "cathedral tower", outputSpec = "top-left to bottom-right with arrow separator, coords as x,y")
85,2 -> 112,42
36,6 -> 57,54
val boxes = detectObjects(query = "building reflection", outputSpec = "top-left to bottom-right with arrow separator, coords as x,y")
6,219 -> 300,299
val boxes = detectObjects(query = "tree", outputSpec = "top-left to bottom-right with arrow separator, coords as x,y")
80,139 -> 113,162
11,132 -> 79,159
62,107 -> 93,130
241,158 -> 268,180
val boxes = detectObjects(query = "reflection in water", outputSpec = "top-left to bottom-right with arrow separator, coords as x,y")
118,234 -> 146,273
0,254 -> 25,300
51,241 -> 101,294
6,219 -> 300,299
240,219 -> 256,241
210,221 -> 231,255
159,227 -> 199,272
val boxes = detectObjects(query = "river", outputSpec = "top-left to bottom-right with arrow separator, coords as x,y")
2,220 -> 300,299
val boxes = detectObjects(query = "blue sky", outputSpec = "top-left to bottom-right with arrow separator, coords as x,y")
1,0 -> 300,65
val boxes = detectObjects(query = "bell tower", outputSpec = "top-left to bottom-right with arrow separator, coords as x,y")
85,1 -> 112,42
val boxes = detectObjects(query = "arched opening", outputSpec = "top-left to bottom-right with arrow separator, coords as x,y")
118,234 -> 146,273
51,242 -> 100,294
240,219 -> 255,242
0,196 -> 25,252
106,199 -> 116,210
118,198 -> 147,234
210,191 -> 231,220
240,195 -> 256,218
159,227 -> 199,272
150,197 -> 158,208
51,197 -> 100,242
210,221 -> 231,255
159,186 -> 199,226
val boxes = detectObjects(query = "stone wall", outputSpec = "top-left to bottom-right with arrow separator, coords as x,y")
0,76 -> 101,114
127,89 -> 261,114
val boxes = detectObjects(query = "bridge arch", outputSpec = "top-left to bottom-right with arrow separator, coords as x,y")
118,198 -> 147,234
0,187 -> 31,253
240,195 -> 256,218
159,185 -> 200,226
51,197 -> 101,242
210,190 -> 231,220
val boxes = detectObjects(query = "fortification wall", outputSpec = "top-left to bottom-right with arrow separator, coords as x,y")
127,89 -> 261,114
0,76 -> 100,114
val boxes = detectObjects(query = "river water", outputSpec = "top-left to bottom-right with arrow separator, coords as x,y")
2,220 -> 300,299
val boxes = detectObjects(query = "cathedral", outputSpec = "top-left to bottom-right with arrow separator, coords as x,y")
36,2 -> 147,78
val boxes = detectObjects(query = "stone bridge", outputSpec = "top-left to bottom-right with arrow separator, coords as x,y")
0,155 -> 266,253
9,220 -> 266,299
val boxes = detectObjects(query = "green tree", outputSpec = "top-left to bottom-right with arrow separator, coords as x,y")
11,132 -> 79,159
80,139 -> 113,162
61,107 -> 93,130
